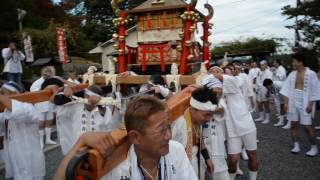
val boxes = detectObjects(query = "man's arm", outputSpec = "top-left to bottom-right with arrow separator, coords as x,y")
0,94 -> 12,111
1,48 -> 12,62
53,132 -> 117,180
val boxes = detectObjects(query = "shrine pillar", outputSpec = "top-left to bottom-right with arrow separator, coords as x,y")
113,10 -> 128,73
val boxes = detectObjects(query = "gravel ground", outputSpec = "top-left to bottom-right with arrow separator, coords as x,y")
1,112 -> 320,180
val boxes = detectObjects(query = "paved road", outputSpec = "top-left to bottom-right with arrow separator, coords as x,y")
1,112 -> 320,180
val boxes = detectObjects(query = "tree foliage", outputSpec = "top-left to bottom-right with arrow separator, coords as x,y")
282,0 -> 320,53
212,37 -> 280,56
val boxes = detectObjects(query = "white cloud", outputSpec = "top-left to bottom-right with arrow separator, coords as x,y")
194,0 -> 296,47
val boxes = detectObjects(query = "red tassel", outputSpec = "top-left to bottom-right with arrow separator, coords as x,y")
142,47 -> 147,72
147,19 -> 152,28
162,14 -> 167,28
170,16 -> 174,31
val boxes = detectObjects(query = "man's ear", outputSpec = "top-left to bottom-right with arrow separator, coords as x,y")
127,130 -> 142,145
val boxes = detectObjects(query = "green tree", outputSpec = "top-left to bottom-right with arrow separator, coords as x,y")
282,0 -> 320,53
66,0 -> 145,44
212,37 -> 280,57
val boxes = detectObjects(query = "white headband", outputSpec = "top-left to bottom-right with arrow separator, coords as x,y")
209,66 -> 224,73
201,75 -> 222,89
85,89 -> 101,97
190,97 -> 217,112
1,84 -> 20,93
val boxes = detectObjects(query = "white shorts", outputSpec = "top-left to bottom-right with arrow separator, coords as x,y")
287,89 -> 312,126
38,112 -> 54,121
256,87 -> 268,102
287,108 -> 312,125
227,130 -> 257,155
213,170 -> 230,180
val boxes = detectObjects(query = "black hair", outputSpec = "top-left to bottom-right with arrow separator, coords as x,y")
192,87 -> 218,105
125,96 -> 166,134
209,63 -> 219,69
87,84 -> 103,96
292,53 -> 306,66
263,78 -> 273,87
273,59 -> 282,65
150,74 -> 165,86
41,77 -> 64,90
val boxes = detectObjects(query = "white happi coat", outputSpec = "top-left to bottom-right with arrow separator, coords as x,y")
102,140 -> 198,180
257,68 -> 273,89
55,102 -> 118,155
0,100 -> 45,179
171,113 -> 205,179
273,65 -> 287,88
223,75 -> 256,138
30,77 -> 54,114
236,73 -> 255,111
203,99 -> 228,173
280,68 -> 320,116
248,67 -> 261,85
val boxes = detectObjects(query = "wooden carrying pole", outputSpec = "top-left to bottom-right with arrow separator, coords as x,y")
94,75 -> 196,85
0,84 -> 88,111
66,88 -> 192,180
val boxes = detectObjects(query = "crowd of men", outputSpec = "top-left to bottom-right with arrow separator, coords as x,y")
0,52 -> 319,180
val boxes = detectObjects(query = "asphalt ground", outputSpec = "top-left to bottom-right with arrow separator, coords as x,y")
1,110 -> 320,180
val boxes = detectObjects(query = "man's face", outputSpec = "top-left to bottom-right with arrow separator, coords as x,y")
265,84 -> 273,91
224,68 -> 233,76
251,62 -> 257,68
137,111 -> 171,157
190,107 -> 214,125
9,43 -> 16,50
272,61 -> 279,68
209,68 -> 223,76
260,63 -> 267,70
234,67 -> 241,75
292,59 -> 302,70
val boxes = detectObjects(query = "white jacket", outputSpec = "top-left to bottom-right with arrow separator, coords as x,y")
0,100 -> 45,179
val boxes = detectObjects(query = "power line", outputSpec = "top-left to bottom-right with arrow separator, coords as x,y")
214,0 -> 247,7
214,9 -> 283,34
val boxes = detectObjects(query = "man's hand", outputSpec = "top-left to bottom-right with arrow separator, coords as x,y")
80,132 -> 117,158
214,107 -> 224,116
306,102 -> 313,114
205,159 -> 214,174
118,71 -> 131,77
63,86 -> 74,97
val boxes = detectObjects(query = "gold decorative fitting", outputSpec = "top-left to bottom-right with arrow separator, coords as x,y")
112,33 -> 119,40
180,14 -> 186,20
187,54 -> 194,60
189,26 -> 195,33
113,44 -> 119,50
118,36 -> 125,41
179,32 -> 184,38
177,45 -> 182,51
118,49 -> 125,54
185,40 -> 192,47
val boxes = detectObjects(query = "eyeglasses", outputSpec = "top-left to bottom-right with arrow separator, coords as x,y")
146,124 -> 172,137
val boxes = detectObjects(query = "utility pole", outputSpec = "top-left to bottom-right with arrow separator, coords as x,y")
294,0 -> 301,49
